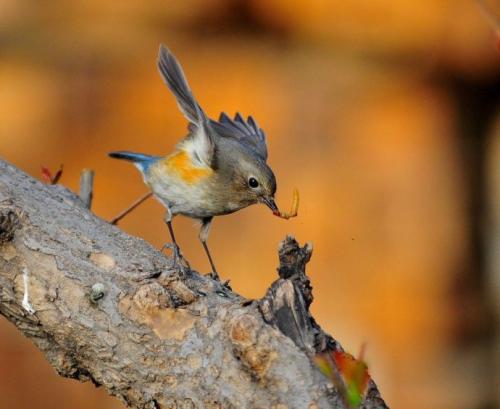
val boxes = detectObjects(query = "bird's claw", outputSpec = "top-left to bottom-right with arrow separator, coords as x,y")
162,243 -> 191,272
205,271 -> 231,289
206,270 -> 220,281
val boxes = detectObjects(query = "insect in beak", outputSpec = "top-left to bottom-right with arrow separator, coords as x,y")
273,188 -> 300,220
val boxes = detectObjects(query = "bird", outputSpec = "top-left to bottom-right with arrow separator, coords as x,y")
109,44 -> 279,280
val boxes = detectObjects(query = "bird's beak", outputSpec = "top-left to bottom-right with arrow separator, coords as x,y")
262,196 -> 279,215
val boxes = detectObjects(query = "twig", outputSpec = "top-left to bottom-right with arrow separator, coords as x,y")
79,169 -> 94,209
110,192 -> 153,225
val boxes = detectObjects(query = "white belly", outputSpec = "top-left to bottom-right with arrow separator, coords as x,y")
148,176 -> 213,218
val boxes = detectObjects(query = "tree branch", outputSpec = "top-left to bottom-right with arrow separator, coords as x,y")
0,158 -> 387,409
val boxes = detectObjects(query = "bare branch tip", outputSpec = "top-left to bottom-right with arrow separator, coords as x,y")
79,169 -> 95,209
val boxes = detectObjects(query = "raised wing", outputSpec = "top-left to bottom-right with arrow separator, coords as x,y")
157,44 -> 214,168
210,112 -> 268,160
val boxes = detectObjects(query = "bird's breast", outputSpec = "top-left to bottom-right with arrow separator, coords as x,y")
145,150 -> 218,217
158,150 -> 213,184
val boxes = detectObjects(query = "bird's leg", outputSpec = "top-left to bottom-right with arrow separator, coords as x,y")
162,207 -> 190,271
199,217 -> 220,280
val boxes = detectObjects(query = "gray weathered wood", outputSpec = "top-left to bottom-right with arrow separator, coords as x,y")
0,158 -> 387,409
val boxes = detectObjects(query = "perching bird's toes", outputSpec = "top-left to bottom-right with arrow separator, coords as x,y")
205,271 -> 232,289
206,270 -> 220,281
162,243 -> 191,272
222,279 -> 232,290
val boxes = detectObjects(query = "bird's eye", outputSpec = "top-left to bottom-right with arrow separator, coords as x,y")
248,177 -> 259,188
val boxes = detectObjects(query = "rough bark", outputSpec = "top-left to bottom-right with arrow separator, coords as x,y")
0,158 -> 388,409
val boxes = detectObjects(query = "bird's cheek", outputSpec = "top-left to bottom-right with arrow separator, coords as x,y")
245,197 -> 259,207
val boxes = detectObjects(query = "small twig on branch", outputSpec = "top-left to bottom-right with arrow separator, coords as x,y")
79,169 -> 94,209
110,192 -> 153,225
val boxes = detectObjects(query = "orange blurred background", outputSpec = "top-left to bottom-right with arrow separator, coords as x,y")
1,1 -> 500,408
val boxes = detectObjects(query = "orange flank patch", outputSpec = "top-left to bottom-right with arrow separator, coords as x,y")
163,150 -> 212,184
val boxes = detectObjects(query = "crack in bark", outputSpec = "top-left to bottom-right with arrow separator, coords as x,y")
0,205 -> 20,244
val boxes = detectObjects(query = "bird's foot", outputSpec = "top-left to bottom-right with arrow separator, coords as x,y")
205,271 -> 231,289
222,279 -> 232,290
206,270 -> 220,281
162,243 -> 191,272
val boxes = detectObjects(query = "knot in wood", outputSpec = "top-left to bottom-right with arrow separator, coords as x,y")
229,314 -> 274,379
277,235 -> 312,279
0,207 -> 19,244
163,279 -> 197,307
133,282 -> 172,311
230,314 -> 258,346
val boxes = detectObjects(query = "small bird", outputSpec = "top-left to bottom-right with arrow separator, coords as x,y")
109,45 -> 279,279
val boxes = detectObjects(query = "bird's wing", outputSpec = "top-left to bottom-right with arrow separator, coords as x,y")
210,112 -> 268,161
157,44 -> 214,168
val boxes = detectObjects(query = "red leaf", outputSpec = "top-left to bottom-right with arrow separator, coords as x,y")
40,165 -> 53,184
52,165 -> 63,184
314,347 -> 371,408
40,164 -> 64,184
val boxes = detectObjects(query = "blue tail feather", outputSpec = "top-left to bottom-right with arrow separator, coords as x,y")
108,151 -> 160,172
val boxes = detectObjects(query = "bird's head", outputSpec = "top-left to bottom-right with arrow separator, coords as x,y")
222,146 -> 278,214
